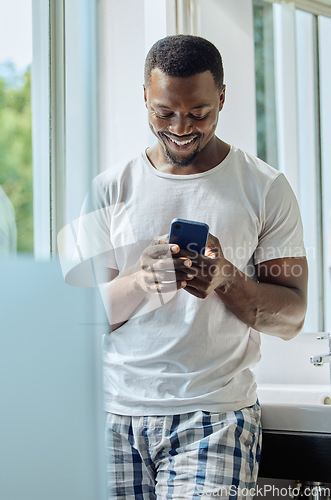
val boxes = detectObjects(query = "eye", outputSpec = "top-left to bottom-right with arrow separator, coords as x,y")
156,113 -> 173,119
190,113 -> 210,120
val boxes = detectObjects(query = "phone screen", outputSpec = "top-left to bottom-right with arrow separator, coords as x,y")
169,218 -> 209,254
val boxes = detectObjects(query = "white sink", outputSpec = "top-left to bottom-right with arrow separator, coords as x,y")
257,384 -> 331,434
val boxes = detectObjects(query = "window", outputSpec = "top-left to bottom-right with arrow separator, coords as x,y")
253,0 -> 278,168
0,0 -> 33,254
253,0 -> 331,333
0,1 -> 99,260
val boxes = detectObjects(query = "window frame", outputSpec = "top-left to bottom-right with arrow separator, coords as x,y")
261,0 -> 331,18
31,0 -> 98,258
253,0 -> 330,333
31,0 -> 51,258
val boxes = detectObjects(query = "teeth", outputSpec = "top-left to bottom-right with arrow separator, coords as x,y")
168,137 -> 195,146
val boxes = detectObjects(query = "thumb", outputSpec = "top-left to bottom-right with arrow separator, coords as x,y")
205,234 -> 221,258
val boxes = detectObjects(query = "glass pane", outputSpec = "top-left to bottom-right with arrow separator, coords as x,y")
0,0 -> 33,254
253,0 -> 278,168
295,9 -> 321,331
319,15 -> 331,333
253,2 -> 325,332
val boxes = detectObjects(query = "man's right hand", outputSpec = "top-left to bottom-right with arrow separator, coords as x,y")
98,235 -> 194,331
135,234 -> 194,295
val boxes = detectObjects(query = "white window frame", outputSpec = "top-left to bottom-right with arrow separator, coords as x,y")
31,0 -> 51,259
262,0 -> 331,18
295,9 -> 322,331
319,15 -> 331,333
31,0 -> 98,258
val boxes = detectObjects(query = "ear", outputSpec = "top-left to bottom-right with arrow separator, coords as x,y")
143,84 -> 148,107
219,85 -> 226,112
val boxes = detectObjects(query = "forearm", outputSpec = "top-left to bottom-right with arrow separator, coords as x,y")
98,264 -> 146,331
97,239 -> 188,331
215,262 -> 307,340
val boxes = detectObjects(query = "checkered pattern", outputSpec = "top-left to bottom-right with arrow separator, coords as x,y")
105,402 -> 262,499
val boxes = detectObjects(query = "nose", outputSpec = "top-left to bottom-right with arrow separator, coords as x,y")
168,114 -> 193,136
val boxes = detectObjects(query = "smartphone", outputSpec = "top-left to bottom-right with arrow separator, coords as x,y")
169,218 -> 209,254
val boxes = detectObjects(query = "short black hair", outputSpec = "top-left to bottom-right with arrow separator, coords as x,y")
144,35 -> 224,91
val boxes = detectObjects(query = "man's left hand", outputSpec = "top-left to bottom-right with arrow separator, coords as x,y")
178,233 -> 233,299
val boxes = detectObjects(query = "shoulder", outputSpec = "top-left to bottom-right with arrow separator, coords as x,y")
90,153 -> 145,206
94,153 -> 144,188
228,146 -> 285,205
230,146 -> 280,184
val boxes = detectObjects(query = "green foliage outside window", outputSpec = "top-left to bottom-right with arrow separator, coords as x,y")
254,1 -> 267,161
0,62 -> 33,253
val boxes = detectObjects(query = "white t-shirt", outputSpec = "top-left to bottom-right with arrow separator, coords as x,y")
67,145 -> 306,415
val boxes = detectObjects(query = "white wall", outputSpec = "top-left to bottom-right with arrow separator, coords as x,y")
253,332 -> 330,385
200,0 -> 257,155
98,0 -> 160,169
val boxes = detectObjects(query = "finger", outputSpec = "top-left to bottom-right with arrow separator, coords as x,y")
181,264 -> 198,277
206,232 -> 219,244
185,264 -> 220,286
183,284 -> 206,299
147,243 -> 175,259
151,279 -> 187,294
175,247 -> 200,259
175,248 -> 213,265
149,269 -> 176,284
152,270 -> 194,283
205,234 -> 222,258
173,256 -> 193,269
176,271 -> 195,281
151,256 -> 192,271
152,234 -> 170,245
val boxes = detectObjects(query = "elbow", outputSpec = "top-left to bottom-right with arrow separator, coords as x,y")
282,316 -> 306,341
284,286 -> 308,340
286,295 -> 307,340
254,307 -> 307,341
281,328 -> 301,342
279,308 -> 307,341
277,290 -> 308,341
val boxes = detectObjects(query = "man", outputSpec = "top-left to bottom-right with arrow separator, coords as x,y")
76,35 -> 308,498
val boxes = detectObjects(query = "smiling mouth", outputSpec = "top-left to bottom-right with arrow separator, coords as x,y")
162,134 -> 199,149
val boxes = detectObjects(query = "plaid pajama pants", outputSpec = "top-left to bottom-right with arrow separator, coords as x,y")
105,402 -> 262,499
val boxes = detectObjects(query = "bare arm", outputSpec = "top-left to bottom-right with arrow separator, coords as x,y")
97,266 -> 145,331
96,236 -> 193,331
215,257 -> 308,339
182,234 -> 308,340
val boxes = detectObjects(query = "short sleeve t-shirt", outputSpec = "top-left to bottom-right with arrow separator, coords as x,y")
67,145 -> 306,415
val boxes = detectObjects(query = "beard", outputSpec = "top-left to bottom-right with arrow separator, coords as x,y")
159,132 -> 202,167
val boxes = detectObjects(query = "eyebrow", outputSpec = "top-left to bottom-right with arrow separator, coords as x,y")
154,104 -> 212,110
